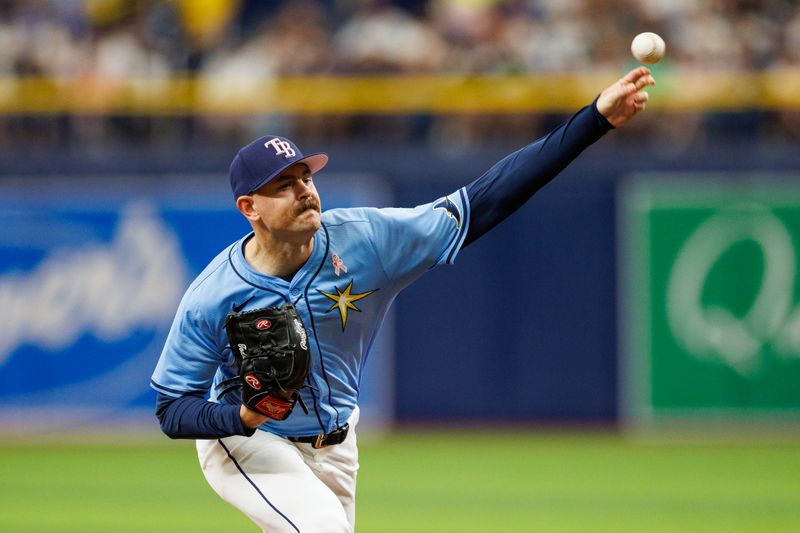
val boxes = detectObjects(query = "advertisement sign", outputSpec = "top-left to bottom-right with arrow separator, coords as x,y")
0,173 -> 393,432
620,177 -> 800,425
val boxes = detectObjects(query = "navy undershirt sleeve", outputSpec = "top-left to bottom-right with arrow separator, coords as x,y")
463,98 -> 613,247
155,392 -> 256,439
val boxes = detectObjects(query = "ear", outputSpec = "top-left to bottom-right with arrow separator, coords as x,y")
236,195 -> 260,222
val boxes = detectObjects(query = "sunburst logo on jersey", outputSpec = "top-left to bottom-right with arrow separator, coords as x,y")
318,280 -> 378,331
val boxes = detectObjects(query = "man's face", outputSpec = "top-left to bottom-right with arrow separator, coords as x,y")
247,163 -> 322,242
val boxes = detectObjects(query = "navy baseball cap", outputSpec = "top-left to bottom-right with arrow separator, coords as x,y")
229,135 -> 329,199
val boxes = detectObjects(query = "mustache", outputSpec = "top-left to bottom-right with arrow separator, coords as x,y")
294,198 -> 321,215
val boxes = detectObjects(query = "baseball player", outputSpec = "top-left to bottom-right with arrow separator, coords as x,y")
151,67 -> 655,532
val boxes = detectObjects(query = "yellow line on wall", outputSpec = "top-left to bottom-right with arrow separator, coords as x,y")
0,70 -> 798,115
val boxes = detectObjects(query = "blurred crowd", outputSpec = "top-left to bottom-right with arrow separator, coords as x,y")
1,0 -> 799,152
4,0 -> 800,76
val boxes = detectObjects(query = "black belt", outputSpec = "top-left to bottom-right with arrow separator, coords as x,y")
287,423 -> 349,449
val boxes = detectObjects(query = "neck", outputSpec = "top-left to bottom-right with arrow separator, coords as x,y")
244,231 -> 315,279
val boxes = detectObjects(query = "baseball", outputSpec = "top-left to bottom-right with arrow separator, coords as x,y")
631,32 -> 666,64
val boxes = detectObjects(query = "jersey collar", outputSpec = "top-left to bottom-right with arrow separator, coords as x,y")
230,229 -> 327,292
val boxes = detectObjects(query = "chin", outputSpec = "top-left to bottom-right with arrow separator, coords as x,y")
300,211 -> 321,231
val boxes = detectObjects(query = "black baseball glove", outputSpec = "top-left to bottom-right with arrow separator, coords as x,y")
216,303 -> 311,421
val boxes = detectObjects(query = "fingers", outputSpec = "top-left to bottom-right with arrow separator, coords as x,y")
633,89 -> 649,112
636,74 -> 656,90
621,66 -> 656,91
619,81 -> 644,98
622,66 -> 650,83
618,68 -> 655,111
618,76 -> 655,99
597,66 -> 656,125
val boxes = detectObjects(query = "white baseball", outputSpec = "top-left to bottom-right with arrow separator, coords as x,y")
631,32 -> 666,64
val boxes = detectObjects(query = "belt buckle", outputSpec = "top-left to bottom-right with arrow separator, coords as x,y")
311,423 -> 349,449
313,433 -> 327,449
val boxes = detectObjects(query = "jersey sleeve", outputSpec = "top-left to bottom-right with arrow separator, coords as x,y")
366,187 -> 470,289
150,293 -> 227,398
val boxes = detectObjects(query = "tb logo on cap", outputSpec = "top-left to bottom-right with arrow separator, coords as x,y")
264,138 -> 296,158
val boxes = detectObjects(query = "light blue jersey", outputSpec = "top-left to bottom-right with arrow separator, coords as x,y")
151,188 -> 470,436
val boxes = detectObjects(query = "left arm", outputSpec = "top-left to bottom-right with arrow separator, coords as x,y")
155,392 -> 257,439
463,67 -> 654,247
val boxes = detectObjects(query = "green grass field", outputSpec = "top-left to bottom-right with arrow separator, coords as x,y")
0,430 -> 798,532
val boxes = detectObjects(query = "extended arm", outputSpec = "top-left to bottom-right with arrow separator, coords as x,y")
463,67 -> 654,246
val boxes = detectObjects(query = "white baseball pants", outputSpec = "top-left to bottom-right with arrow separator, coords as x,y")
196,408 -> 359,532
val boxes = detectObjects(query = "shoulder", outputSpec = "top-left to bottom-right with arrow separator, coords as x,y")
321,207 -> 373,227
322,206 -> 421,229
321,208 -> 380,242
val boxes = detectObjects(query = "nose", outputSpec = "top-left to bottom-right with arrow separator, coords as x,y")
296,178 -> 314,197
